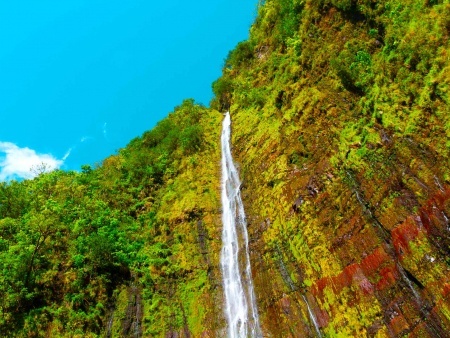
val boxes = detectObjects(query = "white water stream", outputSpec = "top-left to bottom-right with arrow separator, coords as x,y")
220,112 -> 262,338
302,295 -> 322,337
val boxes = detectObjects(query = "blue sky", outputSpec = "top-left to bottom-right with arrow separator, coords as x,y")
0,0 -> 256,180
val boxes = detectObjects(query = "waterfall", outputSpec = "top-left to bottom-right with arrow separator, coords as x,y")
302,295 -> 322,338
220,112 -> 262,338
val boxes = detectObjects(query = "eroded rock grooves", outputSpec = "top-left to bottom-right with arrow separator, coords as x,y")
220,112 -> 262,337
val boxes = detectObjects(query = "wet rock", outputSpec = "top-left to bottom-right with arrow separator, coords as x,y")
280,294 -> 291,315
307,183 -> 319,197
292,196 -> 304,213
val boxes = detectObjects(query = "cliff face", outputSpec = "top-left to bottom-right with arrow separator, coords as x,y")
1,0 -> 450,337
214,0 -> 450,336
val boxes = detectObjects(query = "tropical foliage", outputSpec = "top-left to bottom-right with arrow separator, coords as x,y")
2,0 -> 450,336
0,100 -> 223,337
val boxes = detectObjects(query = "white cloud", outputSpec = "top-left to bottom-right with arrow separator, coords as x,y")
0,142 -> 67,181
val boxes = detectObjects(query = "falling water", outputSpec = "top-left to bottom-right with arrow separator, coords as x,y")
220,112 -> 262,338
398,265 -> 421,302
442,211 -> 450,232
302,295 -> 322,338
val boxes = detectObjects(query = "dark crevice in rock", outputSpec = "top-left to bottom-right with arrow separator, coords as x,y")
345,169 -> 390,242
402,268 -> 424,290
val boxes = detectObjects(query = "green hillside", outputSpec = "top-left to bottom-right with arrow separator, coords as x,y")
0,101 -> 225,337
1,0 -> 450,337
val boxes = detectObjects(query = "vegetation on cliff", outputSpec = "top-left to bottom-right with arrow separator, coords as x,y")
1,0 -> 450,337
212,0 -> 450,336
0,100 -> 224,337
